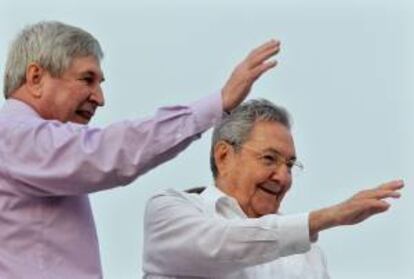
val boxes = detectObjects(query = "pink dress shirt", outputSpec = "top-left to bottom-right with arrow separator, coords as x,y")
0,94 -> 222,279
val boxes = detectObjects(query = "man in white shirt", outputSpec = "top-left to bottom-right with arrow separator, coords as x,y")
143,99 -> 403,278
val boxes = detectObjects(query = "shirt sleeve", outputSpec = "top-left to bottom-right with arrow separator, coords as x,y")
305,244 -> 331,279
2,93 -> 222,197
143,190 -> 311,277
319,246 -> 331,279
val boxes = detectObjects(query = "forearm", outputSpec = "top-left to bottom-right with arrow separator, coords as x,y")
5,93 -> 223,196
308,179 -> 404,240
144,191 -> 311,276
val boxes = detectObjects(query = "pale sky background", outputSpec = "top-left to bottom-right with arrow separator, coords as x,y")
1,0 -> 413,278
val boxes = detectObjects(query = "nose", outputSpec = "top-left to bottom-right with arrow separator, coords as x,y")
270,164 -> 292,186
90,84 -> 105,107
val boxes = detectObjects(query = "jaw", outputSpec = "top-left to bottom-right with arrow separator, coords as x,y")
69,112 -> 92,124
249,185 -> 289,217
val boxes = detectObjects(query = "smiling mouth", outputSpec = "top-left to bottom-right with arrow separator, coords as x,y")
76,110 -> 93,121
258,184 -> 283,196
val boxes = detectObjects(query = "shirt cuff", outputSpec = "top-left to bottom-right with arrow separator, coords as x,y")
275,212 -> 311,256
190,91 -> 223,133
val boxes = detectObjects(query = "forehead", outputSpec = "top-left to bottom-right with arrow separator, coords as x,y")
64,55 -> 104,80
245,120 -> 295,156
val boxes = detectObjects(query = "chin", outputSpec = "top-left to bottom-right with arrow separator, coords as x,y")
255,206 -> 279,217
70,117 -> 90,125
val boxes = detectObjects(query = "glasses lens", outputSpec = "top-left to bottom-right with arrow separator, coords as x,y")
292,162 -> 304,177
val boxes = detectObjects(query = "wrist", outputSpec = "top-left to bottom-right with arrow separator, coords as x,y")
221,88 -> 232,113
309,207 -> 338,239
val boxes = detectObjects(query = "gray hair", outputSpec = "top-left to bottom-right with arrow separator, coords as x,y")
210,98 -> 292,179
3,21 -> 104,98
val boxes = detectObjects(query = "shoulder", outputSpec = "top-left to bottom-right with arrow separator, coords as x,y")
147,188 -> 204,207
1,118 -> 94,153
1,112 -> 89,137
145,188 -> 206,218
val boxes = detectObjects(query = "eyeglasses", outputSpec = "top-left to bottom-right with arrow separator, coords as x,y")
235,143 -> 304,176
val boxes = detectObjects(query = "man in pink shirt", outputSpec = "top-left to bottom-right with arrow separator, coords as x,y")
0,21 -> 280,278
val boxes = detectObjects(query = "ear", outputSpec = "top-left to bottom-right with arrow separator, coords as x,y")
25,63 -> 45,98
214,141 -> 235,178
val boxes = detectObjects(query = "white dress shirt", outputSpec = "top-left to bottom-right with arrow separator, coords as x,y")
143,185 -> 330,279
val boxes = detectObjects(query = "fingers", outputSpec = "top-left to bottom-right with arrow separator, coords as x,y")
362,199 -> 391,212
220,39 -> 281,112
336,198 -> 391,226
244,39 -> 281,81
247,40 -> 281,68
355,204 -> 389,223
359,189 -> 401,200
360,200 -> 391,221
377,179 -> 404,191
250,39 -> 280,58
318,179 -> 404,229
251,60 -> 278,81
357,179 -> 404,200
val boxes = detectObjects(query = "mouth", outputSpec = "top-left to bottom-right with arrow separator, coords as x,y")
258,183 -> 284,196
75,109 -> 94,121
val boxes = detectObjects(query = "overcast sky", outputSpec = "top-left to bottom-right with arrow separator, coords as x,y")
1,0 -> 413,278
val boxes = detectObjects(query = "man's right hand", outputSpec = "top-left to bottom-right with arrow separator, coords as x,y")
221,39 -> 281,112
309,180 -> 404,241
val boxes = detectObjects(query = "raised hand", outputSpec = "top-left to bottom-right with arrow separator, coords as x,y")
309,180 -> 404,241
221,39 -> 281,112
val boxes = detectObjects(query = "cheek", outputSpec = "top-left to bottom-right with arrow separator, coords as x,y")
68,84 -> 89,100
237,171 -> 263,195
66,87 -> 89,108
51,85 -> 81,105
58,90 -> 87,121
227,168 -> 259,206
239,171 -> 272,208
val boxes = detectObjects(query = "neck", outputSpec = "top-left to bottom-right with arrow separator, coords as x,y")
9,87 -> 43,117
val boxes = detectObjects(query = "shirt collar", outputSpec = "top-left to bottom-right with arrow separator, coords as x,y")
200,184 -> 227,204
200,185 -> 248,218
0,98 -> 41,119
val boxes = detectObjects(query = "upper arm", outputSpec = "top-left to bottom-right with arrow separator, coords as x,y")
143,191 -> 311,277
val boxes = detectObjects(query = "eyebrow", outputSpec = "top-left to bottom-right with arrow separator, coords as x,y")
82,70 -> 105,82
263,148 -> 297,162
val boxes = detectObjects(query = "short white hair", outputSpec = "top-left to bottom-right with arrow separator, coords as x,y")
3,21 -> 104,98
210,99 -> 292,178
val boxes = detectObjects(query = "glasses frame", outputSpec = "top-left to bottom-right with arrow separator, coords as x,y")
228,141 -> 304,175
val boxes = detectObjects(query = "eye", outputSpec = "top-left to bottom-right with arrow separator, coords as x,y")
261,154 -> 277,165
286,161 -> 294,170
80,76 -> 94,85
